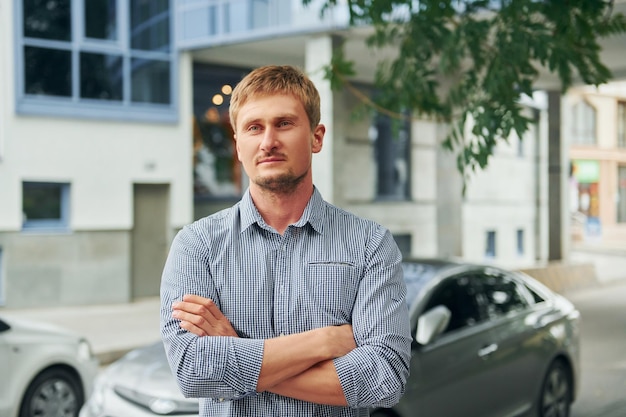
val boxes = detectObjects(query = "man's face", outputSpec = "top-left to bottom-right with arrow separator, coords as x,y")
234,94 -> 324,193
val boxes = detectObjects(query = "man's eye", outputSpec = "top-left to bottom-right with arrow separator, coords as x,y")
278,120 -> 291,127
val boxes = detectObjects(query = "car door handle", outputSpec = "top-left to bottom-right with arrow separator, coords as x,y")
478,343 -> 498,358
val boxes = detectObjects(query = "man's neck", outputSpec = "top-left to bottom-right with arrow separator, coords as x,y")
250,183 -> 314,235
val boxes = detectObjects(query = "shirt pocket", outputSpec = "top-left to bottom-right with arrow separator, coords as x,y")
305,262 -> 360,323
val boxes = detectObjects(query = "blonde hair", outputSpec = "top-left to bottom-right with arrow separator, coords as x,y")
229,65 -> 321,133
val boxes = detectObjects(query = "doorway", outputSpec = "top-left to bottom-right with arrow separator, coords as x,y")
131,183 -> 169,299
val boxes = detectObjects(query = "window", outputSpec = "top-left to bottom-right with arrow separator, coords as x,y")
481,273 -> 529,318
618,166 -> 626,223
516,229 -> 524,256
571,100 -> 596,146
618,102 -> 626,149
424,275 -> 483,333
372,111 -> 411,200
192,64 -> 249,200
17,0 -> 175,122
22,182 -> 70,231
0,247 -> 4,306
485,230 -> 496,258
393,234 -> 412,259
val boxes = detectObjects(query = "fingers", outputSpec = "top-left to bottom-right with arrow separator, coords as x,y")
172,295 -> 238,337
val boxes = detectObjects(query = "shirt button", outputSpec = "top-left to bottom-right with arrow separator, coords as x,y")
218,398 -> 225,402
279,332 -> 285,337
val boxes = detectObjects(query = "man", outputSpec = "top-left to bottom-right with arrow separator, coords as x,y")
160,65 -> 412,416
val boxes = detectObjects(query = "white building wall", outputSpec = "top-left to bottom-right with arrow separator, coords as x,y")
0,0 -> 12,227
462,117 -> 543,269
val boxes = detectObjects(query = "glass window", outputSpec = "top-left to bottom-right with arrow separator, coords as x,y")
618,166 -> 626,223
85,0 -> 118,41
485,230 -> 496,258
571,100 -> 596,146
516,229 -> 524,256
130,0 -> 170,52
0,247 -> 4,306
424,275 -> 484,333
24,46 -> 72,97
22,182 -> 70,231
393,234 -> 411,259
480,273 -> 529,318
80,52 -> 123,100
372,112 -> 411,200
18,0 -> 175,121
524,284 -> 546,304
23,0 -> 71,41
251,0 -> 270,29
131,58 -> 170,104
618,102 -> 626,149
193,64 -> 249,200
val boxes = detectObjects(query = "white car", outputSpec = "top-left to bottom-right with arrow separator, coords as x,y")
79,342 -> 198,417
0,315 -> 99,417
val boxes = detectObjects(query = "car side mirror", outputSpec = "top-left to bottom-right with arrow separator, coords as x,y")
415,305 -> 451,345
0,319 -> 10,333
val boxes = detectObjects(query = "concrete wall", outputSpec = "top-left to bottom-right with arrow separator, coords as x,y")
0,231 -> 130,307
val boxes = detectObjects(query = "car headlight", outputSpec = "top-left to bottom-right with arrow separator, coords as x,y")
114,385 -> 199,415
81,374 -> 108,417
77,338 -> 95,362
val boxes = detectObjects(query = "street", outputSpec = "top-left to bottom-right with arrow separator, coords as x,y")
567,280 -> 626,417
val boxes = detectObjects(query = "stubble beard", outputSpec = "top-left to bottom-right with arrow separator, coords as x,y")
254,169 -> 308,195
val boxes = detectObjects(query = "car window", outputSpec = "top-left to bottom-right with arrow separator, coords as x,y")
480,273 -> 530,319
401,262 -> 440,309
423,275 -> 484,333
524,284 -> 547,304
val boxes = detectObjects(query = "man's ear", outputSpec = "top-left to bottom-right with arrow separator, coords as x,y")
312,124 -> 325,154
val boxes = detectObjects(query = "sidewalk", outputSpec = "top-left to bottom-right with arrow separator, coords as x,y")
1,245 -> 625,366
0,296 -> 162,365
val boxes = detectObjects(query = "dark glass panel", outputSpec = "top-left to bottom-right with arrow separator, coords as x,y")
23,183 -> 62,220
24,46 -> 71,97
80,52 -> 123,100
23,0 -> 71,41
130,0 -> 170,51
85,0 -> 118,40
131,58 -> 170,104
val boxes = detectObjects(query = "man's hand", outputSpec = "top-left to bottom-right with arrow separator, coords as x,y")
172,294 -> 238,337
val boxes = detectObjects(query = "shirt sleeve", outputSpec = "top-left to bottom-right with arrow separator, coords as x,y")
333,225 -> 412,408
160,225 -> 264,400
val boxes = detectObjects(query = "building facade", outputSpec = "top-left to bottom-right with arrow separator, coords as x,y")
0,0 -> 551,308
566,82 -> 626,245
0,0 -> 192,307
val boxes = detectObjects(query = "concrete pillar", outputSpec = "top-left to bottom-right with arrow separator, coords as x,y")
305,35 -> 338,203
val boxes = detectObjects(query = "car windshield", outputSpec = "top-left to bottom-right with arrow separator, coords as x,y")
401,262 -> 441,308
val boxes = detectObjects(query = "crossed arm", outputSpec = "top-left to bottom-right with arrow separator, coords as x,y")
171,294 -> 357,405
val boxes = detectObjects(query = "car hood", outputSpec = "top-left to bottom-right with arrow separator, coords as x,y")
0,315 -> 82,343
106,341 -> 187,400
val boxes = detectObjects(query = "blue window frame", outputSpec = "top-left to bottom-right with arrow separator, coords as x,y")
22,181 -> 71,231
16,0 -> 177,123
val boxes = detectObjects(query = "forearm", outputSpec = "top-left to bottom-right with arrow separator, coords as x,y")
256,326 -> 350,392
162,328 -> 264,400
267,360 -> 347,406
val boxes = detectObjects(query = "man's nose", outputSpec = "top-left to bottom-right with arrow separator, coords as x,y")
260,127 -> 279,151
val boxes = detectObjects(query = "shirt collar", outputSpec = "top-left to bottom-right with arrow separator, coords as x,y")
239,187 -> 325,234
